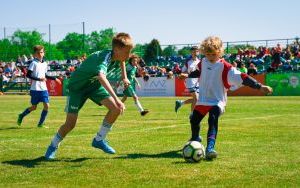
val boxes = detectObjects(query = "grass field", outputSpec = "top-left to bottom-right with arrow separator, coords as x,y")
0,95 -> 300,187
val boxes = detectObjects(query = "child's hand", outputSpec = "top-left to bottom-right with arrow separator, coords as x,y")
260,85 -> 273,95
115,98 -> 125,114
123,78 -> 130,88
55,78 -> 62,85
178,73 -> 187,80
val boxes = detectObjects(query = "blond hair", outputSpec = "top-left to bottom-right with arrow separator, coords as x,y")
112,32 -> 134,49
199,36 -> 224,56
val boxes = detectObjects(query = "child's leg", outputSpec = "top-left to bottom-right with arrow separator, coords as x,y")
121,95 -> 127,103
95,97 -> 122,141
133,95 -> 143,112
38,102 -> 49,126
17,105 -> 37,126
190,109 -> 205,141
45,112 -> 78,160
206,106 -> 221,158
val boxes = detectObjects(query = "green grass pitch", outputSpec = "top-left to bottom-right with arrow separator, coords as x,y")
0,95 -> 300,187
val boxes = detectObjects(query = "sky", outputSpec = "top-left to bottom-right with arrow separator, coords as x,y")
0,0 -> 299,46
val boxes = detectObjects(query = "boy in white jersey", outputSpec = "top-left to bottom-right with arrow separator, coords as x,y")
175,46 -> 200,115
189,36 -> 272,160
17,45 -> 61,127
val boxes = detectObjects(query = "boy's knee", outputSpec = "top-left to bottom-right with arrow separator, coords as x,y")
110,105 -> 122,115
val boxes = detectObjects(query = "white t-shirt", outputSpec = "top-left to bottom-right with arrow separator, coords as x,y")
182,57 -> 200,89
197,58 -> 244,113
28,59 -> 48,91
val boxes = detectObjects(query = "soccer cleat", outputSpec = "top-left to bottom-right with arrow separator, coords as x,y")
37,123 -> 49,128
92,138 -> 116,154
141,110 -> 149,116
175,100 -> 182,113
17,114 -> 23,126
206,139 -> 217,160
206,149 -> 218,160
45,145 -> 58,160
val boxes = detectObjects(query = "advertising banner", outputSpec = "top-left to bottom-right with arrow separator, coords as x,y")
136,77 -> 175,96
175,77 -> 192,96
266,73 -> 300,96
46,79 -> 62,96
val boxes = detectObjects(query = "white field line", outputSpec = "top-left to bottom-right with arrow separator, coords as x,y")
0,114 -> 294,143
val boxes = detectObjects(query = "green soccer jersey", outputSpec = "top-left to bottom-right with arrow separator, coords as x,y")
126,63 -> 137,84
68,50 -> 112,91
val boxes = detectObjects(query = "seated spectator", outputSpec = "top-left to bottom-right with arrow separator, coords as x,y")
247,63 -> 258,75
172,63 -> 181,75
239,63 -> 248,73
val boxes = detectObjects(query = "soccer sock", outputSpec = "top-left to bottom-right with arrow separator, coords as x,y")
50,132 -> 63,148
38,110 -> 48,125
190,110 -> 204,140
207,106 -> 220,150
20,108 -> 31,117
95,120 -> 112,141
135,100 -> 144,112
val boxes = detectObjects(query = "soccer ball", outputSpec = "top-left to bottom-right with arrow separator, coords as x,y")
182,141 -> 205,163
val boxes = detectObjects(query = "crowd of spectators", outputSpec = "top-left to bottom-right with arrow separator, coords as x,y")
1,42 -> 300,88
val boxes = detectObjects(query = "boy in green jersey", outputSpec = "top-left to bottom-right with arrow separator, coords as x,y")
45,33 -> 133,159
119,54 -> 149,116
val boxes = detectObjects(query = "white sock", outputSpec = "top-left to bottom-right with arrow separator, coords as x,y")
50,132 -> 63,148
135,100 -> 144,112
95,120 -> 112,141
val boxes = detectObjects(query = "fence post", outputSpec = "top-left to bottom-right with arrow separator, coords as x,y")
48,24 -> 51,60
226,42 -> 229,54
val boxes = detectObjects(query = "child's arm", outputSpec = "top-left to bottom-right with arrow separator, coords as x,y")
228,67 -> 273,94
120,61 -> 130,87
98,72 -> 125,113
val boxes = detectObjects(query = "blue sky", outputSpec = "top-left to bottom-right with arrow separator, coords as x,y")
0,0 -> 299,45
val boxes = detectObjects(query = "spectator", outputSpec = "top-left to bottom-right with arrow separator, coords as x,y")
247,63 -> 258,75
239,63 -> 248,73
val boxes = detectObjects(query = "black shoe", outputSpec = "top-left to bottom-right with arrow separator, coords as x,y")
141,110 -> 149,116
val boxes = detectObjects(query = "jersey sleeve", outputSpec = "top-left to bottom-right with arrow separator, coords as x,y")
97,63 -> 108,75
28,61 -> 36,71
227,67 -> 244,87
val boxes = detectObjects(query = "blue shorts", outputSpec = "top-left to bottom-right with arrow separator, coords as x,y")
30,90 -> 49,105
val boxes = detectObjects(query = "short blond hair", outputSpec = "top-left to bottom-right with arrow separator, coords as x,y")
112,32 -> 134,49
199,36 -> 224,56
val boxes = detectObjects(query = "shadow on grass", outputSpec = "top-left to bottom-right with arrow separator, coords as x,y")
0,127 -> 33,131
2,157 -> 92,168
115,150 -> 182,159
90,114 -> 106,117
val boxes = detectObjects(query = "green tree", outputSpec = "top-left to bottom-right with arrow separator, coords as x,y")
143,39 -> 162,63
178,46 -> 191,57
162,45 -> 177,57
56,32 -> 86,59
88,28 -> 115,53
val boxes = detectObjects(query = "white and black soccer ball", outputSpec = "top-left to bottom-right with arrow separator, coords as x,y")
182,141 -> 205,163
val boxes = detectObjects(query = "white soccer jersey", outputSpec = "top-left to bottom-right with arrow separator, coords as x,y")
197,58 -> 244,113
28,59 -> 48,91
182,57 -> 200,89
